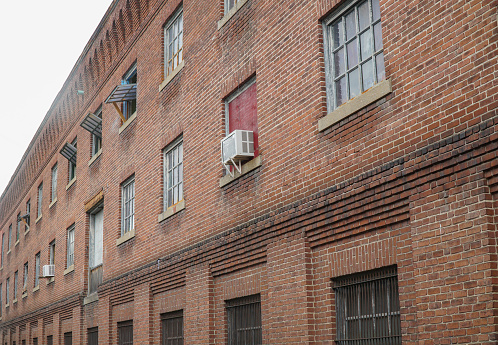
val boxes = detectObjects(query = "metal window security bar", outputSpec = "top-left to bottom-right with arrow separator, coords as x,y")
118,321 -> 133,345
324,0 -> 385,112
64,332 -> 72,345
226,294 -> 262,345
87,328 -> 98,345
334,266 -> 401,345
161,310 -> 183,345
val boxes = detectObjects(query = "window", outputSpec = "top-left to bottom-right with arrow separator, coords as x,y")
1,233 -> 4,267
121,176 -> 135,236
49,240 -> 55,265
164,7 -> 183,78
226,294 -> 262,345
51,164 -> 58,202
64,332 -> 72,345
87,328 -> 98,345
68,138 -> 77,182
334,266 -> 401,345
122,65 -> 137,120
5,278 -> 9,305
8,224 -> 12,250
16,213 -> 20,242
13,271 -> 17,300
161,310 -> 183,345
89,208 -> 103,294
225,78 -> 259,157
47,336 -> 53,345
164,138 -> 183,210
32,339 -> 38,345
0,283 -> 2,316
225,0 -> 242,14
25,199 -> 31,231
34,252 -> 40,287
37,183 -> 43,218
323,0 -> 385,111
92,107 -> 102,156
118,321 -> 133,345
23,262 -> 28,291
67,225 -> 75,268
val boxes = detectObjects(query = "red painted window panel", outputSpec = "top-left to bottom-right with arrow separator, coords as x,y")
228,82 -> 258,157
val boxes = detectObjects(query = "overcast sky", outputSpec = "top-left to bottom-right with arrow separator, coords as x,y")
0,0 -> 114,195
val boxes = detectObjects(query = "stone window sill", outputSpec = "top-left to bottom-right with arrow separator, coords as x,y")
49,198 -> 57,209
21,292 -> 28,299
6,250 -> 11,256
159,61 -> 184,92
88,149 -> 102,167
24,229 -> 30,236
116,228 -> 135,246
219,156 -> 261,187
66,178 -> 77,191
35,215 -> 42,224
158,199 -> 185,223
318,79 -> 392,132
63,265 -> 75,276
83,293 -> 99,305
46,277 -> 55,285
218,0 -> 249,29
32,285 -> 40,293
12,299 -> 17,304
119,112 -> 137,134
5,303 -> 9,308
15,240 -> 19,247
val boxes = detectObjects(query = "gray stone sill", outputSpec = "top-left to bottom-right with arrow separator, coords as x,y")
119,112 -> 137,134
158,199 -> 185,223
32,285 -> 40,293
35,215 -> 42,224
83,293 -> 99,305
159,61 -> 184,91
219,156 -> 261,187
88,149 -> 102,167
116,228 -> 135,246
21,292 -> 28,299
46,277 -> 55,285
49,198 -> 57,209
66,178 -> 77,191
318,79 -> 392,132
218,0 -> 249,30
63,265 -> 75,276
15,240 -> 19,247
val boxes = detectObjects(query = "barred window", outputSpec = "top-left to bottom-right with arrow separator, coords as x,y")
5,278 -> 9,305
161,310 -> 183,345
323,0 -> 385,111
87,327 -> 98,345
121,176 -> 135,235
64,332 -> 72,345
118,321 -> 133,345
67,225 -> 75,268
334,266 -> 401,345
47,335 -> 53,345
226,294 -> 262,345
164,137 -> 183,210
164,7 -> 183,77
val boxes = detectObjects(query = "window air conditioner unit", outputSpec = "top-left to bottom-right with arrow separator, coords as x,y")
42,265 -> 55,277
221,130 -> 254,176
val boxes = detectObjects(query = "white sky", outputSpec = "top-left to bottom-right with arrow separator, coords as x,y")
0,0 -> 114,195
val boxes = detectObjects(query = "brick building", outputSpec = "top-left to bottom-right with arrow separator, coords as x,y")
0,0 -> 496,344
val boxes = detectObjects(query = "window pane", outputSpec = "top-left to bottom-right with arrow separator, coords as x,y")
376,52 -> 385,81
358,1 -> 370,31
334,48 -> 345,76
335,77 -> 347,107
362,58 -> 374,90
332,20 -> 344,48
360,29 -> 373,61
347,40 -> 358,69
345,10 -> 356,40
374,22 -> 383,51
372,0 -> 381,21
349,68 -> 360,98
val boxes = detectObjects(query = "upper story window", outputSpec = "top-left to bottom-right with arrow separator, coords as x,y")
25,199 -> 31,231
16,212 -> 20,242
8,224 -> 12,250
164,137 -> 183,210
121,176 -> 135,236
225,0 -> 242,14
51,164 -> 58,202
80,107 -> 103,158
122,65 -> 137,121
226,294 -> 262,345
49,240 -> 55,266
37,183 -> 43,218
60,139 -> 78,184
66,225 -> 75,268
13,271 -> 18,300
34,252 -> 40,287
334,266 -> 401,345
23,262 -> 28,291
323,0 -> 385,111
164,7 -> 183,78
1,233 -> 4,267
69,138 -> 77,182
5,277 -> 9,305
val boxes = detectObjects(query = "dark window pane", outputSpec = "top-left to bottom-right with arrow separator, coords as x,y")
227,294 -> 262,345
88,327 -> 98,345
64,332 -> 72,345
118,321 -> 133,345
161,311 -> 183,345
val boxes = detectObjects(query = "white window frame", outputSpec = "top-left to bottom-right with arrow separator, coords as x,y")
163,137 -> 183,210
67,225 -> 75,268
34,252 -> 40,287
121,176 -> 135,236
49,240 -> 55,265
23,262 -> 28,290
122,64 -> 137,120
164,7 -> 183,78
323,0 -> 385,112
51,164 -> 58,202
37,183 -> 43,218
92,107 -> 103,157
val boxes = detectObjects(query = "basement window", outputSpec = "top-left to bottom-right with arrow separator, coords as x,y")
226,294 -> 262,345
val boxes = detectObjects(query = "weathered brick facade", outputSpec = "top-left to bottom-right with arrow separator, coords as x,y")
0,0 -> 497,344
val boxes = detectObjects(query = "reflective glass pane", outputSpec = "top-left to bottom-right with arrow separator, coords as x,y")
362,58 -> 374,90
174,187 -> 178,204
335,77 -> 347,106
347,39 -> 358,69
372,0 -> 381,21
168,190 -> 173,207
334,48 -> 345,76
360,29 -> 373,61
349,68 -> 360,98
332,20 -> 344,48
178,183 -> 183,201
376,52 -> 385,81
345,11 -> 356,40
358,1 -> 370,31
374,22 -> 383,51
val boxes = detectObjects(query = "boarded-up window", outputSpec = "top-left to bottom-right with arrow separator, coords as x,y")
226,294 -> 262,345
64,332 -> 72,345
118,321 -> 133,345
226,79 -> 258,157
334,266 -> 401,345
88,327 -> 98,345
161,310 -> 183,345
